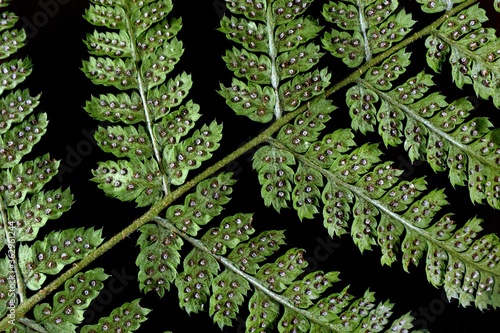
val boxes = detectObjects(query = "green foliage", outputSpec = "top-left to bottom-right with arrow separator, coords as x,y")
219,0 -> 330,122
425,5 -> 500,107
80,299 -> 151,333
3,0 -> 500,332
32,268 -> 108,333
19,228 -> 104,290
84,0 -> 223,205
0,1 -> 90,331
322,0 -> 415,67
342,46 -> 500,209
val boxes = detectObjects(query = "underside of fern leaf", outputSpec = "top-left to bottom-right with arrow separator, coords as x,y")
0,2 -> 112,332
220,0 -> 500,314
83,0 -> 222,206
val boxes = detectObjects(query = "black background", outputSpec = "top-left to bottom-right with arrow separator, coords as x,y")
5,0 -> 500,332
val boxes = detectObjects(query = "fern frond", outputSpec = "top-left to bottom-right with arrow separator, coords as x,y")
219,0 -> 330,121
136,223 -> 183,296
0,90 -> 40,135
0,2 -> 79,331
154,215 -> 424,332
84,0 -> 219,205
332,45 -> 500,209
32,268 -> 108,333
80,299 -> 151,333
424,4 -> 500,107
259,126 -> 500,309
6,188 -> 73,243
322,0 -> 416,67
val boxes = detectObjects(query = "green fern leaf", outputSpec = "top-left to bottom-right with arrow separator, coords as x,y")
220,0 -> 328,121
259,119 -> 500,309
246,290 -> 281,332
163,121 -> 223,186
85,30 -> 132,58
6,188 -> 73,244
176,248 -> 219,314
84,92 -> 145,124
80,299 -> 151,333
275,16 -> 322,52
140,38 -> 183,89
424,5 -> 500,107
153,100 -> 201,146
0,58 -> 31,94
277,43 -> 324,80
165,172 -> 236,236
137,16 -> 182,55
0,154 -> 59,206
341,47 -> 500,209
0,27 -> 25,60
91,158 -> 163,207
18,228 -> 104,290
283,271 -> 340,309
219,16 -> 268,52
129,0 -> 173,36
277,97 -> 335,154
83,57 -> 138,90
0,113 -> 48,168
219,78 -> 276,123
210,271 -> 250,330
205,214 -> 255,328
227,229 -> 286,274
84,4 -> 127,30
148,73 -> 194,121
201,213 -> 254,254
322,0 -> 415,67
136,223 -> 183,297
253,145 -> 295,212
278,68 -> 331,112
0,7 -> 17,31
94,125 -> 154,159
0,90 -> 41,135
33,268 -> 108,333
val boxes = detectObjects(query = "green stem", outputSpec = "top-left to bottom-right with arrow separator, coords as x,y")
0,0 -> 480,330
266,2 -> 282,119
154,217 -> 346,333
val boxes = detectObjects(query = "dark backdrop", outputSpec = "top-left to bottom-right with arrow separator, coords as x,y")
6,0 -> 500,332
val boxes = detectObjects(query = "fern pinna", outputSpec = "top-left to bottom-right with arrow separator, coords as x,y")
81,0 -> 426,332
0,1 -> 112,332
221,0 -> 500,316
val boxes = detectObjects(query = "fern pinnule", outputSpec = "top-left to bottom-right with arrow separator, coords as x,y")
80,299 -> 151,333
